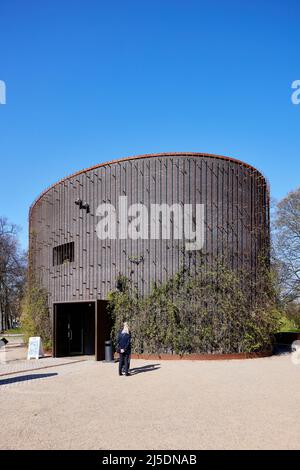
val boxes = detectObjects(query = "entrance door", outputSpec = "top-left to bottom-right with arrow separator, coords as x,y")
53,302 -> 95,357
67,311 -> 84,355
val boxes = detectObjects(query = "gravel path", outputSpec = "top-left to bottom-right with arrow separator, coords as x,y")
0,354 -> 299,450
0,344 -> 88,378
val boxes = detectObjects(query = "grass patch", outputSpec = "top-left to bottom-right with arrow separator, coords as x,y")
2,327 -> 23,335
278,328 -> 300,333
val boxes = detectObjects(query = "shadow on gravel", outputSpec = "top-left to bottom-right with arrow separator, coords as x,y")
0,373 -> 58,386
130,364 -> 161,375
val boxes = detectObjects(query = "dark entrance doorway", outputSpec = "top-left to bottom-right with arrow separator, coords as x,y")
53,300 -> 112,360
53,302 -> 95,357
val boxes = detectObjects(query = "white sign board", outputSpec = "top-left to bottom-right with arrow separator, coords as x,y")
27,337 -> 44,360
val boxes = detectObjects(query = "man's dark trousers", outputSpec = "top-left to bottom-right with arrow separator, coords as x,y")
119,352 -> 129,375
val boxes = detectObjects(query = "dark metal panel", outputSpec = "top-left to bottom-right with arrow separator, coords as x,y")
95,300 -> 111,361
29,153 -> 270,311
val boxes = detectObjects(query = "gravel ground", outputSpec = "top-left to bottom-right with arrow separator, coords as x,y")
0,343 -> 28,363
0,353 -> 299,450
0,346 -> 86,374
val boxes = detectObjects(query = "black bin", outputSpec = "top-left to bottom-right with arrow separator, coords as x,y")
104,340 -> 114,362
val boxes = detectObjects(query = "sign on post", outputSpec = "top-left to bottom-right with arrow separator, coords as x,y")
27,337 -> 44,360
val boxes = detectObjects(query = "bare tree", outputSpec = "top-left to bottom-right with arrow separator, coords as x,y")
0,217 -> 26,332
272,187 -> 300,303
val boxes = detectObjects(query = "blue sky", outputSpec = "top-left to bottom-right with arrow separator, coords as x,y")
0,0 -> 299,249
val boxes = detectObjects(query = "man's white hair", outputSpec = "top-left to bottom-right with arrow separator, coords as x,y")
122,322 -> 129,334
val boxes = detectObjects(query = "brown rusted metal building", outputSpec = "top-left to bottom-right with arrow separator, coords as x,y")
29,152 -> 270,359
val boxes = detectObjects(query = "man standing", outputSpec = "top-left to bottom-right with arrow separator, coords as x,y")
116,322 -> 131,376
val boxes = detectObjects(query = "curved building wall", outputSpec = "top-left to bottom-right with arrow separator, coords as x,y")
29,153 -> 270,306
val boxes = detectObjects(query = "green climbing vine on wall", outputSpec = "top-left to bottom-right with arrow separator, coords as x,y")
107,256 -> 279,355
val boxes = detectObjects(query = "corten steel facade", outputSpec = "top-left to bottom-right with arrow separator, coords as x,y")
29,153 -> 270,359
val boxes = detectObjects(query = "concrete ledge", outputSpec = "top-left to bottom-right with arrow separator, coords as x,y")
129,351 -> 273,361
2,334 -> 24,344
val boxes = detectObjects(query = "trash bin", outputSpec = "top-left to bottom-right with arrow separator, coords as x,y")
104,340 -> 114,362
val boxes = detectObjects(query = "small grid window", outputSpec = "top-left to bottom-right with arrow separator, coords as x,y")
53,242 -> 74,266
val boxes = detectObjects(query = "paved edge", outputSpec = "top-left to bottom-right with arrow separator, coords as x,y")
0,359 -> 87,378
129,350 -> 273,360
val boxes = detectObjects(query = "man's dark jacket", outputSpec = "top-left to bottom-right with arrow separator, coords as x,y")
117,332 -> 131,354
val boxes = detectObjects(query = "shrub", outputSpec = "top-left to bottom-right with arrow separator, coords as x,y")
282,302 -> 300,330
107,258 -> 279,355
20,275 -> 52,350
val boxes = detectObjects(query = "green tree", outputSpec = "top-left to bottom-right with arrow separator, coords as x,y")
21,275 -> 52,349
273,187 -> 300,303
0,217 -> 26,332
